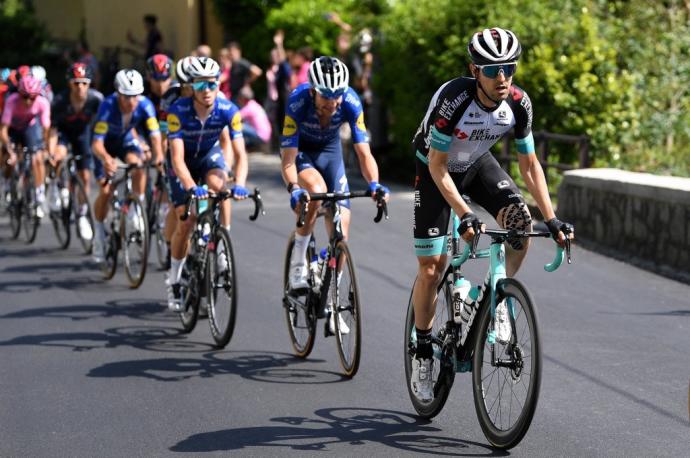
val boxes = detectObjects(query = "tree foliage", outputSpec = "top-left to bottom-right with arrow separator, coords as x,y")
0,0 -> 50,67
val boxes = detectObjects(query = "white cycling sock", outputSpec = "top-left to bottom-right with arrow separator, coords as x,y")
223,224 -> 230,233
291,232 -> 311,267
79,204 -> 88,216
170,257 -> 185,285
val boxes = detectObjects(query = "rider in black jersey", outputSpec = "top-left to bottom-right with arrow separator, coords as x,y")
409,27 -> 574,403
48,63 -> 103,239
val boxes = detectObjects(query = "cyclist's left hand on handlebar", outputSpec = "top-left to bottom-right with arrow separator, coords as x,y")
368,181 -> 390,202
188,185 -> 208,200
290,188 -> 309,210
231,184 -> 248,200
545,217 -> 574,246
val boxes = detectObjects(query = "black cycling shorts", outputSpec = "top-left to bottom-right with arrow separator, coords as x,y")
413,152 -> 526,256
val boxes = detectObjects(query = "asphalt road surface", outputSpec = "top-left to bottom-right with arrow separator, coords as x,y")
1,153 -> 688,457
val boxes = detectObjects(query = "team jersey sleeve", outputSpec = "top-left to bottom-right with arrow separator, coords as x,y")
1,94 -> 15,126
38,96 -> 51,129
140,98 -> 160,136
92,98 -> 111,140
227,103 -> 243,140
344,89 -> 369,144
165,102 -> 183,140
511,87 -> 535,154
427,82 -> 468,153
280,90 -> 303,148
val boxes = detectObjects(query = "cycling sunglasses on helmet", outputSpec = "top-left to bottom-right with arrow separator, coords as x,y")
192,80 -> 219,91
476,63 -> 517,78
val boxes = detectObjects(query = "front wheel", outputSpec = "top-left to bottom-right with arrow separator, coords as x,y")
8,177 -> 22,239
178,248 -> 201,333
332,241 -> 362,377
472,278 -> 542,449
283,233 -> 316,358
206,226 -> 237,348
50,172 -> 71,249
121,196 -> 149,289
403,277 -> 455,418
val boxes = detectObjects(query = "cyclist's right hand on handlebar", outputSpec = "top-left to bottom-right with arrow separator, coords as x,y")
545,217 -> 574,247
290,188 -> 309,210
459,212 -> 484,242
104,157 -> 118,176
188,185 -> 208,200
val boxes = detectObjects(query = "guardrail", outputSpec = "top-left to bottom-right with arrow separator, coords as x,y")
497,131 -> 590,182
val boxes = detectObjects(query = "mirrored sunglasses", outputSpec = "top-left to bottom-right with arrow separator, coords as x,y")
192,81 -> 219,91
477,63 -> 517,78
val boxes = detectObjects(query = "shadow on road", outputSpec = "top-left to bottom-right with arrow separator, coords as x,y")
1,298 -> 175,323
170,407 -> 503,456
87,350 -> 345,385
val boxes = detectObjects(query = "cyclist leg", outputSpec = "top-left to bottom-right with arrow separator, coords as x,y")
287,149 -> 327,291
315,140 -> 352,241
464,154 -> 532,277
412,157 -> 451,334
199,145 -> 228,228
167,160 -> 200,310
122,131 -> 146,197
24,122 -> 47,211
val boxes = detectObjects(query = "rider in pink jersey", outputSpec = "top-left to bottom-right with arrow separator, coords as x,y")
0,76 -> 51,216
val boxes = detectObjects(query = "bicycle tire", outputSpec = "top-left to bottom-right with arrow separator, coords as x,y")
472,277 -> 542,449
22,176 -> 39,244
206,226 -> 237,348
102,211 -> 119,280
332,240 -> 362,377
151,183 -> 168,269
178,249 -> 201,332
121,196 -> 149,288
72,174 -> 94,254
404,277 -> 455,418
283,233 -> 317,358
8,176 -> 22,239
50,169 -> 71,249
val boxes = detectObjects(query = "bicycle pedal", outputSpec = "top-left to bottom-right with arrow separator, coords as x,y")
323,316 -> 334,338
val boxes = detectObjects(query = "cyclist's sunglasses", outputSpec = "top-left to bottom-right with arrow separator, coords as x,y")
70,79 -> 90,86
192,81 -> 219,91
476,63 -> 518,79
150,74 -> 171,81
21,93 -> 37,100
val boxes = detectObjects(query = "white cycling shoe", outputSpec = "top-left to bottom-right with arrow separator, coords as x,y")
288,263 -> 309,292
78,216 -> 93,241
495,299 -> 512,344
411,357 -> 434,403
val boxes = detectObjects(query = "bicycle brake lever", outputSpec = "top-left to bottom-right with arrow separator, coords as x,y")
565,238 -> 572,264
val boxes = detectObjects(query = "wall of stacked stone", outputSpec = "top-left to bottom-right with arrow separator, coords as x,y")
558,169 -> 690,283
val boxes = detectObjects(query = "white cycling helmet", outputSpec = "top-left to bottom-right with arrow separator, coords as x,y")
176,56 -> 193,84
468,27 -> 521,65
186,56 -> 220,79
30,65 -> 47,82
114,69 -> 144,95
309,56 -> 349,98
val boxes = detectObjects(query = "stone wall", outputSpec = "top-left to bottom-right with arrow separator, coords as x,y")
558,169 -> 690,283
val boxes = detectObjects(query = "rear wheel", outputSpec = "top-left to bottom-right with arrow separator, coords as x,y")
151,185 -> 169,270
121,196 -> 149,289
206,226 -> 237,348
404,276 -> 455,418
332,241 -> 362,377
72,174 -> 94,254
283,233 -> 317,358
472,278 -> 541,449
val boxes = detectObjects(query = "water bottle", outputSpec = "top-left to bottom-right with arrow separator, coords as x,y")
197,184 -> 209,214
309,253 -> 321,291
60,186 -> 70,208
198,221 -> 211,246
459,286 -> 481,344
452,276 -> 472,324
318,248 -> 328,283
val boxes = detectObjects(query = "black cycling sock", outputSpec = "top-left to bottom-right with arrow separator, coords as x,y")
415,327 -> 433,359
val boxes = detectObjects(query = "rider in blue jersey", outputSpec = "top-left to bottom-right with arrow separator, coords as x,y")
280,56 -> 389,317
90,69 -> 164,263
166,56 -> 248,311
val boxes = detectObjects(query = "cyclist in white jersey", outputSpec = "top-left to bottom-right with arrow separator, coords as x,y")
409,27 -> 574,403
